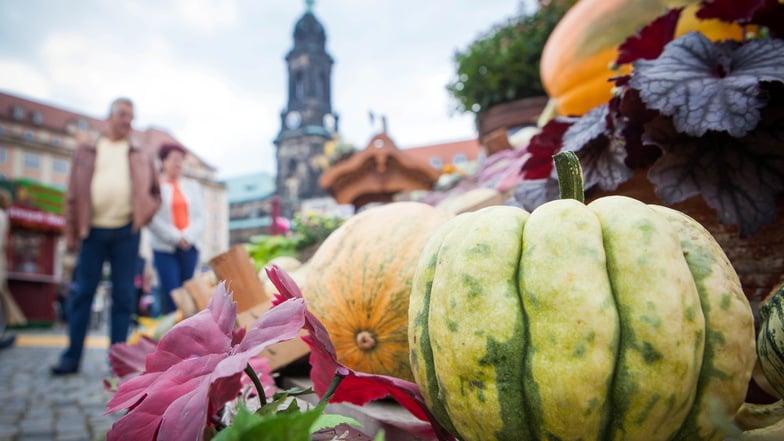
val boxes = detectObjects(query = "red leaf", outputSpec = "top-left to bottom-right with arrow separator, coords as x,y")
521,118 -> 572,179
696,0 -> 764,22
617,8 -> 681,65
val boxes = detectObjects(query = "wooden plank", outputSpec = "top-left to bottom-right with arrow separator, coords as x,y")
183,277 -> 214,311
208,245 -> 267,313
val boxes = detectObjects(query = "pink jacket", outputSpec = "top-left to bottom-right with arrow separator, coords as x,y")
64,138 -> 161,251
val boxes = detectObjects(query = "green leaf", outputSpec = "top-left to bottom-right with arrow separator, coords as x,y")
310,413 -> 362,433
213,403 -> 328,441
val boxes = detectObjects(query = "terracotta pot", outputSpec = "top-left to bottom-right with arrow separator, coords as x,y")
477,96 -> 549,155
588,169 -> 784,308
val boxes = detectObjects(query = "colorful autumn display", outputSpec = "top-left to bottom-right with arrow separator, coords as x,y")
409,152 -> 756,441
539,0 -> 747,116
302,202 -> 453,381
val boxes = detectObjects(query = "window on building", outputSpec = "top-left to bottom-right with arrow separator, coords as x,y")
52,136 -> 61,146
24,152 -> 40,169
77,120 -> 89,131
453,154 -> 467,165
0,123 -> 5,134
12,106 -> 24,120
429,157 -> 443,169
23,131 -> 34,141
53,158 -> 69,174
32,111 -> 44,125
0,147 -> 6,163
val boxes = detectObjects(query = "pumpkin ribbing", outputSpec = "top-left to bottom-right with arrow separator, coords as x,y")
409,184 -> 756,441
303,201 -> 453,381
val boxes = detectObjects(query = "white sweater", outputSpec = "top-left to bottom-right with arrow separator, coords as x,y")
146,177 -> 205,253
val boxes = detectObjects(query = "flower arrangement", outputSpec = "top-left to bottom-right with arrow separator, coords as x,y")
104,266 -> 456,441
515,0 -> 784,237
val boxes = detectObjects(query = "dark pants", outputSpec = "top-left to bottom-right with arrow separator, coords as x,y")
59,223 -> 140,369
153,246 -> 199,314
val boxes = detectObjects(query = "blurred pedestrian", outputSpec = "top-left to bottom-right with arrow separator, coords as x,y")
147,143 -> 204,315
51,97 -> 161,375
0,188 -> 24,349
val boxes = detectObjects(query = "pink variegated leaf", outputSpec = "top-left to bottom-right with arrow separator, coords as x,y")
106,282 -> 307,441
109,335 -> 157,378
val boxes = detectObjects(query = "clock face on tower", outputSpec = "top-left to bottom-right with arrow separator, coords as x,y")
322,113 -> 335,132
285,111 -> 302,129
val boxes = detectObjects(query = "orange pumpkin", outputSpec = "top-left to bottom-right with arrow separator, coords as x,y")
302,202 -> 453,381
540,0 -> 748,117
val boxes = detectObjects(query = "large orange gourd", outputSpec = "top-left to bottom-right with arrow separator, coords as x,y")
301,202 -> 453,381
540,0 -> 747,116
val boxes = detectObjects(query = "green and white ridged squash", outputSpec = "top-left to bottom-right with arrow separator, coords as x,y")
408,152 -> 756,441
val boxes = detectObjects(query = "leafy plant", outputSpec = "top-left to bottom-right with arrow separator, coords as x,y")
104,267 -> 456,441
515,0 -> 784,237
245,212 -> 345,269
447,1 -> 574,114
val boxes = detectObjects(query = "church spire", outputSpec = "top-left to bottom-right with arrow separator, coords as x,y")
305,0 -> 314,13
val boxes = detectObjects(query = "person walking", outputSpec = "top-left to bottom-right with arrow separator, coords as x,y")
147,143 -> 204,315
51,97 -> 161,375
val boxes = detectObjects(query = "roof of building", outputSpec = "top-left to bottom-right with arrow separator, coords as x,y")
320,132 -> 440,208
0,90 -> 104,134
0,90 -> 216,171
223,172 -> 276,203
403,138 -> 482,166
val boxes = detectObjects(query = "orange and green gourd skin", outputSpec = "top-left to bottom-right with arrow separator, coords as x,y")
539,0 -> 748,116
408,195 -> 756,441
302,201 -> 453,382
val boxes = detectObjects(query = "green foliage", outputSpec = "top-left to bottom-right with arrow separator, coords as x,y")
245,234 -> 300,269
213,401 -> 363,441
447,1 -> 573,114
246,212 -> 346,269
292,211 -> 344,250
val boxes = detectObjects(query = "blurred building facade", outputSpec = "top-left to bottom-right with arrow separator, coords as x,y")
0,91 -> 229,266
224,172 -> 276,246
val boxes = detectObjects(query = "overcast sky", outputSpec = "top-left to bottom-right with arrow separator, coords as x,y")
0,0 -> 535,179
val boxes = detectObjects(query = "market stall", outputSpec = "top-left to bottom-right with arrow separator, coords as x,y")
3,179 -> 64,325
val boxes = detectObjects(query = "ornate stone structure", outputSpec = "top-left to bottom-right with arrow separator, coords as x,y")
274,1 -> 338,216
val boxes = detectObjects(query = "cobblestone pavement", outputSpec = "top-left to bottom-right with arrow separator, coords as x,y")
0,323 -> 120,441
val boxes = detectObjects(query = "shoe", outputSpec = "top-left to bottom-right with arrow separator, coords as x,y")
50,362 -> 79,375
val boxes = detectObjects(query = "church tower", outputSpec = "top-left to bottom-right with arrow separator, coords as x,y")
274,0 -> 338,214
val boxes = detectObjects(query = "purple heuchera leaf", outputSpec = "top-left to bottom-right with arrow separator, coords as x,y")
562,104 -> 634,192
264,265 -> 458,441
645,116 -> 784,237
630,32 -> 784,137
105,282 -> 307,441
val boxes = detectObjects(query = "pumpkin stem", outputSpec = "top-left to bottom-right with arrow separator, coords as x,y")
356,331 -> 376,351
553,151 -> 585,203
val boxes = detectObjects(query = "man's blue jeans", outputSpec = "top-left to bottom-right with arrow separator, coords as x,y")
59,223 -> 140,369
153,246 -> 199,314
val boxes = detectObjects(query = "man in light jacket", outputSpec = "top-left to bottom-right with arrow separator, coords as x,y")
52,97 -> 161,375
